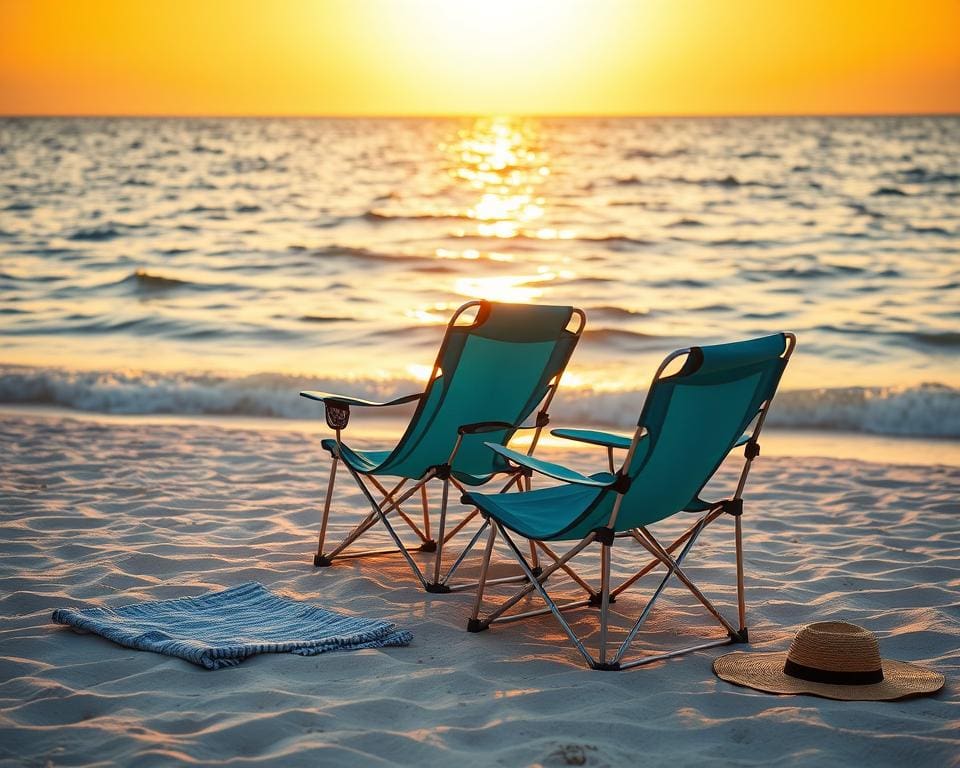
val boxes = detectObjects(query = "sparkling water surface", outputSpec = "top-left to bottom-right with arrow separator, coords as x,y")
1,116 -> 958,435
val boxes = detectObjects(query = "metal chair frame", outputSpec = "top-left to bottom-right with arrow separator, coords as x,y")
306,301 -> 585,593
467,334 -> 796,669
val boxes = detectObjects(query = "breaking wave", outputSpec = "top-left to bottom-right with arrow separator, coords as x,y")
0,366 -> 957,439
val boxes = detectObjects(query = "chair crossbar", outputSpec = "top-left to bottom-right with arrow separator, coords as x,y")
368,475 -> 429,541
631,527 -> 739,638
447,572 -> 530,593
439,517 -> 490,585
443,508 -> 479,544
610,509 -> 724,597
325,475 -> 430,559
617,637 -> 734,670
333,546 -> 421,561
535,541 -> 598,597
346,463 -> 430,588
496,523 -> 597,667
612,515 -> 709,663
478,530 -> 597,625
470,505 -> 745,670
491,597 -> 593,625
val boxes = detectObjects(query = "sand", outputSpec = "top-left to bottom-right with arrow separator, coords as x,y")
1,412 -> 957,767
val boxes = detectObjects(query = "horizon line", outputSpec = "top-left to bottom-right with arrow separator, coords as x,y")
1,111 -> 959,120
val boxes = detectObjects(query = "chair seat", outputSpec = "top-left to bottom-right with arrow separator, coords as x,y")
467,480 -> 721,541
320,438 -> 392,474
321,438 -> 501,485
465,477 -> 613,541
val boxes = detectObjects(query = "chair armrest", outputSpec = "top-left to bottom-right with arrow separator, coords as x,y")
299,391 -> 422,408
550,428 -> 633,450
299,390 -> 422,431
458,421 -> 543,436
484,442 -> 616,488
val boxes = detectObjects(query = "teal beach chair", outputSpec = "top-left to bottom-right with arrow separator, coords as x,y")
301,301 -> 585,592
463,333 -> 796,669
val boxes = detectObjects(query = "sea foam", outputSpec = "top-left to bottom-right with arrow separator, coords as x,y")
1,366 -> 957,439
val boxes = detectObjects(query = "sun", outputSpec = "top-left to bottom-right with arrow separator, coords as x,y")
376,0 -> 618,114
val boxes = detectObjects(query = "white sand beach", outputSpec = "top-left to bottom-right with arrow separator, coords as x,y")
1,411 -> 957,767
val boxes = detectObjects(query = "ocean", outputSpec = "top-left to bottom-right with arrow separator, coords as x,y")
0,115 -> 957,437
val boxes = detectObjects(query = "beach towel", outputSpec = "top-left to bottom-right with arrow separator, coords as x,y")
51,582 -> 412,669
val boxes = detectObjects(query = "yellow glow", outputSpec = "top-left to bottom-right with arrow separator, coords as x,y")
1,1 -> 958,115
443,117 -> 573,243
404,308 -> 448,324
454,274 -> 554,303
405,363 -> 434,381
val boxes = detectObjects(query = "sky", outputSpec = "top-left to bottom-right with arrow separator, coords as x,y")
1,0 -> 958,116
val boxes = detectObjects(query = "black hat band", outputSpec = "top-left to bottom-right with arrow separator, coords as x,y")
783,659 -> 884,685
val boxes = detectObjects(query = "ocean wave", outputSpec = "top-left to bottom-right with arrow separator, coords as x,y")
768,384 -> 960,438
582,328 -> 666,348
906,331 -> 960,348
0,367 -> 411,419
896,167 -> 960,184
668,174 -> 781,189
586,306 -> 651,320
622,147 -> 688,160
577,234 -> 653,247
906,225 -> 952,236
118,269 -> 191,291
553,383 -> 960,439
0,367 -> 957,439
299,314 -> 352,323
810,325 -> 960,348
737,151 -> 781,160
615,173 -> 771,189
68,224 -> 137,241
305,244 -> 423,263
363,210 -> 466,223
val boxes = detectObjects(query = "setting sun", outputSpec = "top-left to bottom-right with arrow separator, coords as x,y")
1,0 -> 957,116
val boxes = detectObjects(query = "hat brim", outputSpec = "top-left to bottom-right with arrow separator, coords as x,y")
713,652 -> 945,701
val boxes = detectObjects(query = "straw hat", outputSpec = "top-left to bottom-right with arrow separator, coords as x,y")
713,622 -> 944,701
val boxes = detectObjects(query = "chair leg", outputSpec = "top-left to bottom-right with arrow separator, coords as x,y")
467,523 -> 498,632
427,476 -> 451,593
421,484 -> 431,542
314,456 -> 339,567
597,539 -> 613,667
734,513 -> 748,641
522,472 -> 541,574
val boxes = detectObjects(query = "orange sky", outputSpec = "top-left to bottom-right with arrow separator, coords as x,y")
1,0 -> 958,116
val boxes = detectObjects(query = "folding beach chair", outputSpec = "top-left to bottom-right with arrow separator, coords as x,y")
463,333 -> 796,669
301,301 -> 585,592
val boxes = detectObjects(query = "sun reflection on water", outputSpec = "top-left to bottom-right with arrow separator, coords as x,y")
439,117 -> 574,302
446,116 -> 550,238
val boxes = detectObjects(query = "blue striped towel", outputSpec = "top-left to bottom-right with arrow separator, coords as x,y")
51,582 -> 412,669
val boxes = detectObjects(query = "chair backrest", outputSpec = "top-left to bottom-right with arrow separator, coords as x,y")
612,333 -> 793,529
379,301 -> 584,484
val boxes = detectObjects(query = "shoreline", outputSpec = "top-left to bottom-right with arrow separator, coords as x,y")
4,403 -> 959,468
